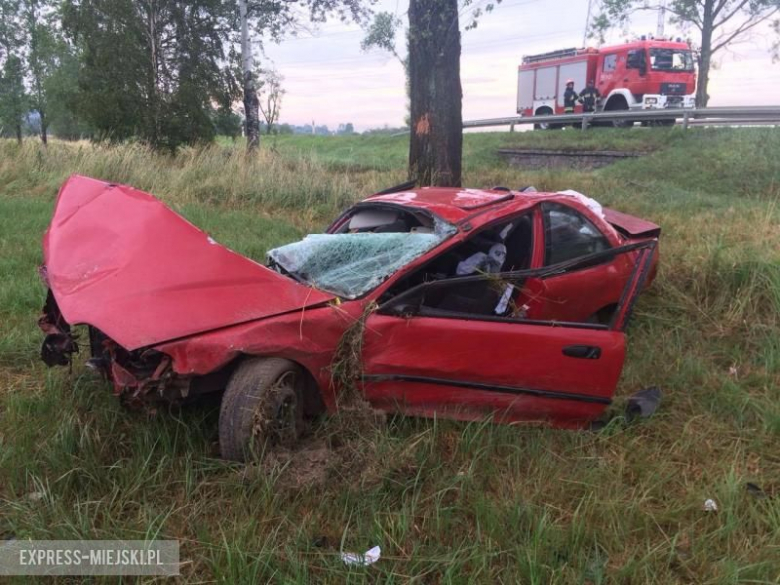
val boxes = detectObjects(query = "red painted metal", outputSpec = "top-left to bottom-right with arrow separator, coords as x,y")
40,177 -> 660,427
603,207 -> 661,238
43,175 -> 334,350
362,315 -> 626,426
363,187 -> 523,225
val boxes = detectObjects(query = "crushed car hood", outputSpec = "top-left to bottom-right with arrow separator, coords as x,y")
43,175 -> 334,350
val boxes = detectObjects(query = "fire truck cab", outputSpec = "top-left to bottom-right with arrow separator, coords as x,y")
517,39 -> 697,123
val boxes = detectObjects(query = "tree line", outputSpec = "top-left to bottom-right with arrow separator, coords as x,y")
0,0 -> 368,150
2,0 -> 777,187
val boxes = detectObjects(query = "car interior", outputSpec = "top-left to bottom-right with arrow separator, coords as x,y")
378,212 -> 535,318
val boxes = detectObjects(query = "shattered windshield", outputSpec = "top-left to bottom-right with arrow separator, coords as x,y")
268,221 -> 456,299
649,48 -> 694,71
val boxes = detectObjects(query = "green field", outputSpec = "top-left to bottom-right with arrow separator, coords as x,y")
1,128 -> 779,583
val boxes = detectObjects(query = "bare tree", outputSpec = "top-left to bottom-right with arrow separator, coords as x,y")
237,0 -> 372,152
592,0 -> 780,107
239,0 -> 260,149
258,68 -> 284,134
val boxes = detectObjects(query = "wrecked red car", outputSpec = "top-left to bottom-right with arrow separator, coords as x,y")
39,175 -> 660,460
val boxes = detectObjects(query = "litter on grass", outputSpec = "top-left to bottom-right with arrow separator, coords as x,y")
341,546 -> 381,566
625,386 -> 662,421
704,499 -> 718,512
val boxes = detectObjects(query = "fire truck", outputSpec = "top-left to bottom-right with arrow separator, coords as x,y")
517,38 -> 697,127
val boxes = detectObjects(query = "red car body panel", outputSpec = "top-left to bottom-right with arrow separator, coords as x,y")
39,177 -> 660,427
362,315 -> 626,427
602,207 -> 661,238
43,176 -> 334,350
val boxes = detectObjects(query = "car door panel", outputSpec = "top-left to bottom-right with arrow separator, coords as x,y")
360,242 -> 655,427
361,316 -> 625,426
524,261 -> 625,322
531,201 -> 635,322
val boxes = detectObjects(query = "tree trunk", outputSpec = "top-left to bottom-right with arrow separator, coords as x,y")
696,0 -> 714,108
15,124 -> 22,145
239,0 -> 259,151
40,109 -> 47,145
408,0 -> 462,187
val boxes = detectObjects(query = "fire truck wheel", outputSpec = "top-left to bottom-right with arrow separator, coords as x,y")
533,106 -> 556,130
604,96 -> 633,128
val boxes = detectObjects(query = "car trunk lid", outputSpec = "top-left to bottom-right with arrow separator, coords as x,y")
603,207 -> 661,239
43,175 -> 335,351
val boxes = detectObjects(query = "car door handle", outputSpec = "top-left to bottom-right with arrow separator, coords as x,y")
562,345 -> 601,359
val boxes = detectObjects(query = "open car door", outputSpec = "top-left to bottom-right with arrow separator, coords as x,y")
360,241 -> 656,427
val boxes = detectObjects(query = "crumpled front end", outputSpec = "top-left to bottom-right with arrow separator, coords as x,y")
38,277 -> 189,408
36,174 -> 338,407
39,284 -> 79,368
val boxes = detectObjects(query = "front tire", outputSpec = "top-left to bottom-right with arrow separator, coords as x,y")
604,96 -> 633,128
219,357 -> 306,462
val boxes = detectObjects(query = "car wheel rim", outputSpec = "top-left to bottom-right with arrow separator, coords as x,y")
274,372 -> 300,444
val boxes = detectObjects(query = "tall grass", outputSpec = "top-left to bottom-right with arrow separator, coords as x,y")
1,128 -> 779,583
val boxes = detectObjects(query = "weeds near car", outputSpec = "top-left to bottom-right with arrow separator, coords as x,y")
1,128 -> 779,583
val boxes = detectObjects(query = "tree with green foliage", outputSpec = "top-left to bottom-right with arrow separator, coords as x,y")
258,67 -> 283,134
43,36 -> 91,139
212,105 -> 242,139
592,0 -> 780,107
0,54 -> 27,143
0,0 -> 27,143
23,0 -> 62,144
62,0 -> 238,150
361,11 -> 410,126
362,11 -> 405,65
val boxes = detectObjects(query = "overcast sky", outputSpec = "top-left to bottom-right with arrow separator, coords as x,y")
262,0 -> 780,131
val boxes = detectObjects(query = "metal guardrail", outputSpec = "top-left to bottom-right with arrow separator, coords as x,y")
463,106 -> 780,130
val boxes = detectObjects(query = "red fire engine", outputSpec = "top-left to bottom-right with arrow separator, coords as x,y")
517,38 -> 697,125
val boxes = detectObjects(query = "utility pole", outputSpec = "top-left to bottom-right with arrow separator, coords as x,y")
656,0 -> 666,38
583,0 -> 593,45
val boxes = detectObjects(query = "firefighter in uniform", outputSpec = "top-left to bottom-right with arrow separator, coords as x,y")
563,79 -> 577,114
578,80 -> 601,113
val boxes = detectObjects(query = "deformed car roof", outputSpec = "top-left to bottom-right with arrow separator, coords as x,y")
364,187 -> 572,226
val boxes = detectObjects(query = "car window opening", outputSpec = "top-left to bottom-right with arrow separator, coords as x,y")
382,213 -> 536,319
543,202 -> 610,266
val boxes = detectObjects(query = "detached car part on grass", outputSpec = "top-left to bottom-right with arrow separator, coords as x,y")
39,175 -> 660,461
